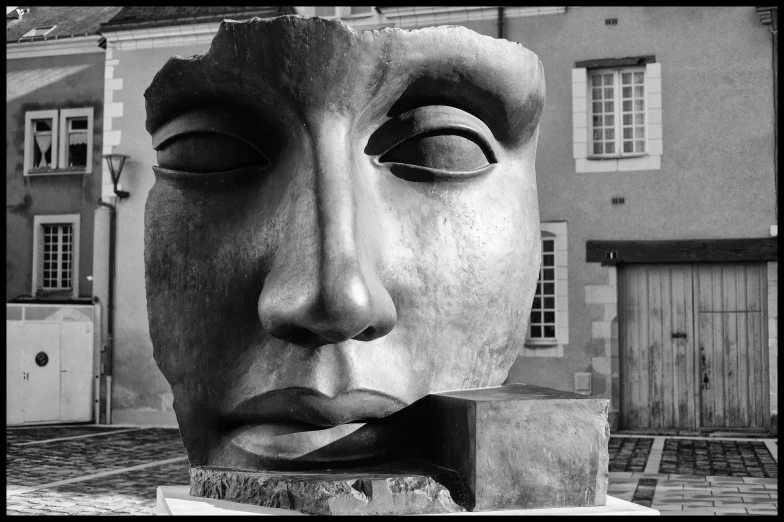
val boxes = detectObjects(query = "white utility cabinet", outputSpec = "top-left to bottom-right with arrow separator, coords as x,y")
6,304 -> 97,425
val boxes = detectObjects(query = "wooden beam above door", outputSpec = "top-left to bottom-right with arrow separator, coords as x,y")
587,238 -> 778,266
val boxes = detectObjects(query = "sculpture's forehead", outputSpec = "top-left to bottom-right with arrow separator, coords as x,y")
145,16 -> 544,142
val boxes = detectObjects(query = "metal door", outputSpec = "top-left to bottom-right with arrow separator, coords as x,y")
22,322 -> 61,423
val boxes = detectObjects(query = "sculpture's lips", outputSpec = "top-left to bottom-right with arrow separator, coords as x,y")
228,421 -> 404,466
223,387 -> 409,428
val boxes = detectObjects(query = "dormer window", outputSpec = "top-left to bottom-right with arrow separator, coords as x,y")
314,6 -> 337,18
21,25 -> 56,38
347,6 -> 373,18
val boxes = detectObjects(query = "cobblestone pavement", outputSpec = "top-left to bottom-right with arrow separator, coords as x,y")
660,439 -> 777,477
6,427 -> 778,515
7,426 -> 188,515
608,436 -> 653,472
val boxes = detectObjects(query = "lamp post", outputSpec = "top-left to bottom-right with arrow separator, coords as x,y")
103,153 -> 130,199
97,153 -> 130,423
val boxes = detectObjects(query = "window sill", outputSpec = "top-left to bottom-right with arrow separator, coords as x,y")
26,167 -> 89,176
524,339 -> 560,348
586,153 -> 648,161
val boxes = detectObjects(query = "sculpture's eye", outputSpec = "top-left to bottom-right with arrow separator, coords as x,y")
379,130 -> 493,172
156,132 -> 268,174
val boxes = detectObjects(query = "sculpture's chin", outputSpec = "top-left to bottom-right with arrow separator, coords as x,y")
220,421 -> 407,471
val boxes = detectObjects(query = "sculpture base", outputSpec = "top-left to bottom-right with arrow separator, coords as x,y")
157,486 -> 659,516
189,461 -> 468,516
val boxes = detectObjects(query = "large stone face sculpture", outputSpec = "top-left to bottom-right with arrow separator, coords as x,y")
144,15 -> 607,515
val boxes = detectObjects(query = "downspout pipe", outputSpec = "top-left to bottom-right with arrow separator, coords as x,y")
757,6 -> 778,222
772,15 -> 778,223
497,6 -> 505,39
97,198 -> 115,424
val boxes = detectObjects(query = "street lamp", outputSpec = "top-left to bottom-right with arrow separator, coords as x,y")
103,153 -> 130,199
97,152 -> 130,423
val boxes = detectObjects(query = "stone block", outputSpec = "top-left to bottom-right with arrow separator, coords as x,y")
189,461 -> 466,516
421,384 -> 610,512
592,356 -> 611,376
586,285 -> 617,305
592,321 -> 612,339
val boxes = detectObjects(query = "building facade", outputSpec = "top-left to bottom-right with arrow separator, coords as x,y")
6,6 -> 124,424
96,6 -> 777,433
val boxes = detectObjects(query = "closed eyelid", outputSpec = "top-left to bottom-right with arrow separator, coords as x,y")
365,105 -> 497,161
152,108 -> 263,154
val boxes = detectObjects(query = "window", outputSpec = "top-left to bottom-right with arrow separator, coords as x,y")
24,108 -> 94,176
529,233 -> 557,342
41,224 -> 74,290
32,214 -> 81,298
572,59 -> 662,173
21,25 -> 56,39
525,222 -> 569,356
63,116 -> 89,168
347,6 -> 373,18
589,68 -> 646,157
315,6 -> 338,18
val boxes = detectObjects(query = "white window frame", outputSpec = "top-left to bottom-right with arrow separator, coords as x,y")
24,109 -> 59,175
21,25 -> 57,39
58,107 -> 94,174
572,63 -> 662,173
524,222 -> 569,357
587,67 -> 647,159
32,214 -> 81,298
313,6 -> 338,18
23,107 -> 93,176
344,6 -> 374,19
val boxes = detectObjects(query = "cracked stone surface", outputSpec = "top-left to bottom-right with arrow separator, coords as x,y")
190,462 -> 467,515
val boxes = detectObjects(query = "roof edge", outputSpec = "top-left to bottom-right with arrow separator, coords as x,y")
7,34 -> 105,59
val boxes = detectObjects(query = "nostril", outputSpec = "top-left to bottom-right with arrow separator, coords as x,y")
269,323 -> 334,349
361,326 -> 376,338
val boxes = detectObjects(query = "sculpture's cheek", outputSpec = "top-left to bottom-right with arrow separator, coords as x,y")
372,160 -> 540,392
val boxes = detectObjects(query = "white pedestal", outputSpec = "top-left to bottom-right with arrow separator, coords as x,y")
157,486 -> 660,516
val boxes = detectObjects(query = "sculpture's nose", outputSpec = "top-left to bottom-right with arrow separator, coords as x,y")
258,116 -> 397,349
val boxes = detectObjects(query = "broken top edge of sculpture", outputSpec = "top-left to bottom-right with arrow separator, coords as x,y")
217,14 -> 536,52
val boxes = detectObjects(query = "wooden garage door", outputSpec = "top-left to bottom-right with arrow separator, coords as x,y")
619,263 -> 768,431
695,264 -> 768,429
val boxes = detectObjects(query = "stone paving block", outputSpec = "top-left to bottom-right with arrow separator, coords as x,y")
654,499 -> 716,506
653,505 -> 684,511
707,476 -> 746,483
742,477 -> 778,484
715,498 -> 777,506
668,474 -> 710,481
683,506 -> 753,514
746,507 -> 778,513
740,497 -> 777,503
609,482 -> 637,490
735,486 -> 772,492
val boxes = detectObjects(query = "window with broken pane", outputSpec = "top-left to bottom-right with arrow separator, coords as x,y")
32,118 -> 55,169
65,117 -> 88,167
